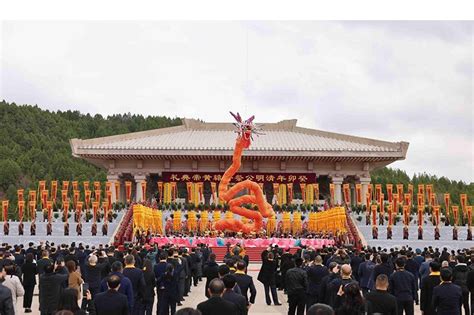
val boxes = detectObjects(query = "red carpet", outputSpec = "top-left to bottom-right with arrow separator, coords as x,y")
211,246 -> 299,262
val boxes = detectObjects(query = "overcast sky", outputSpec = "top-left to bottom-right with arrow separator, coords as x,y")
1,21 -> 473,183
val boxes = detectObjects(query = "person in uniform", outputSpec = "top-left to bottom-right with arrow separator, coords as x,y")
18,222 -> 24,235
4,222 -> 9,235
46,222 -> 52,235
402,226 -> 408,239
417,226 -> 423,240
453,226 -> 458,240
91,222 -> 97,236
76,222 -> 82,236
379,213 -> 384,226
434,226 -> 440,240
386,226 -> 392,239
102,223 -> 108,236
30,221 -> 36,235
372,226 -> 378,239
64,222 -> 69,236
467,228 -> 472,241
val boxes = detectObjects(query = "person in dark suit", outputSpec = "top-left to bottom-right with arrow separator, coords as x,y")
358,253 -> 375,295
36,250 -> 52,275
222,275 -> 248,315
372,253 -> 394,289
197,278 -> 238,315
203,253 -> 219,298
365,274 -> 398,315
123,254 -> 146,315
233,260 -> 257,306
389,257 -> 416,315
433,267 -> 463,315
141,259 -> 156,315
38,262 -> 69,315
257,252 -> 280,305
94,274 -> 129,315
21,253 -> 37,313
305,255 -> 329,310
420,261 -> 441,315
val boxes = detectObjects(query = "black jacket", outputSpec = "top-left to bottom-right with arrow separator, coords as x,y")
453,264 -> 469,293
233,272 -> 257,304
305,264 -> 329,296
142,270 -> 156,304
372,263 -> 394,288
0,283 -> 14,315
123,267 -> 145,301
36,257 -> 52,275
83,263 -> 108,290
203,261 -> 219,297
420,274 -> 441,315
365,289 -> 397,315
39,271 -> 69,313
94,289 -> 129,315
320,273 -> 340,305
257,259 -> 277,286
357,261 -> 375,289
197,296 -> 239,315
285,267 -> 308,296
389,269 -> 417,302
223,289 -> 248,315
432,282 -> 462,315
21,262 -> 37,286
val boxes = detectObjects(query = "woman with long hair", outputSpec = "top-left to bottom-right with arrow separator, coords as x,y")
21,253 -> 37,313
334,282 -> 369,315
142,259 -> 156,315
66,261 -> 83,300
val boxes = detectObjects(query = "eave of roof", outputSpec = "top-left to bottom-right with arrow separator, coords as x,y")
70,118 -> 409,161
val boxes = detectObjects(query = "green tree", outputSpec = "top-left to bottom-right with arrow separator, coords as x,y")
0,159 -> 21,192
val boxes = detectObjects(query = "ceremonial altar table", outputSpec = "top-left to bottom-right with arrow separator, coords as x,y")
150,236 -> 334,248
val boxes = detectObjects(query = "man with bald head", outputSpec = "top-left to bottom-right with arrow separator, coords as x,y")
328,264 -> 358,308
197,278 -> 238,315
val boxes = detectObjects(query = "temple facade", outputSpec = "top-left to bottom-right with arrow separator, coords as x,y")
70,118 -> 409,206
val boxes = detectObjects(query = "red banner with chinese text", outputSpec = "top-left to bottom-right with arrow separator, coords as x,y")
396,184 -> 404,197
18,201 -> 24,222
161,172 -> 316,184
444,193 -> 450,218
355,184 -> 362,205
115,182 -> 121,202
51,181 -> 57,203
386,184 -> 393,203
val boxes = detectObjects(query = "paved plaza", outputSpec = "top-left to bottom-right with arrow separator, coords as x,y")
15,263 -> 422,315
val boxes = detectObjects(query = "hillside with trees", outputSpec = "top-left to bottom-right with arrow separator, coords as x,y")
0,100 -> 181,204
0,100 -> 472,208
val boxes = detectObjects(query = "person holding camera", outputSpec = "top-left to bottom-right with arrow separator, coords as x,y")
38,260 -> 69,315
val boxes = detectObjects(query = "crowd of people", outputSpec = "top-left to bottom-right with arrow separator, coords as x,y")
0,240 -> 474,315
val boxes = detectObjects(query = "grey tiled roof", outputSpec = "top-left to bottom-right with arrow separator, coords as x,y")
74,119 -> 405,153
78,129 -> 398,152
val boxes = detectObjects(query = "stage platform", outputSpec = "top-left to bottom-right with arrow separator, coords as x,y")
351,213 -> 474,249
0,210 -> 125,246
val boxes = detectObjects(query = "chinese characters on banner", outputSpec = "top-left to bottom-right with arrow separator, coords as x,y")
161,172 -> 316,184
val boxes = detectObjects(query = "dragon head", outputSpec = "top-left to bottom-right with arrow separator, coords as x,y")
230,111 -> 263,148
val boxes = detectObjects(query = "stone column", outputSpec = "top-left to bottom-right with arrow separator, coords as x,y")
134,174 -> 147,202
107,174 -> 119,204
332,177 -> 344,205
360,177 -> 371,207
